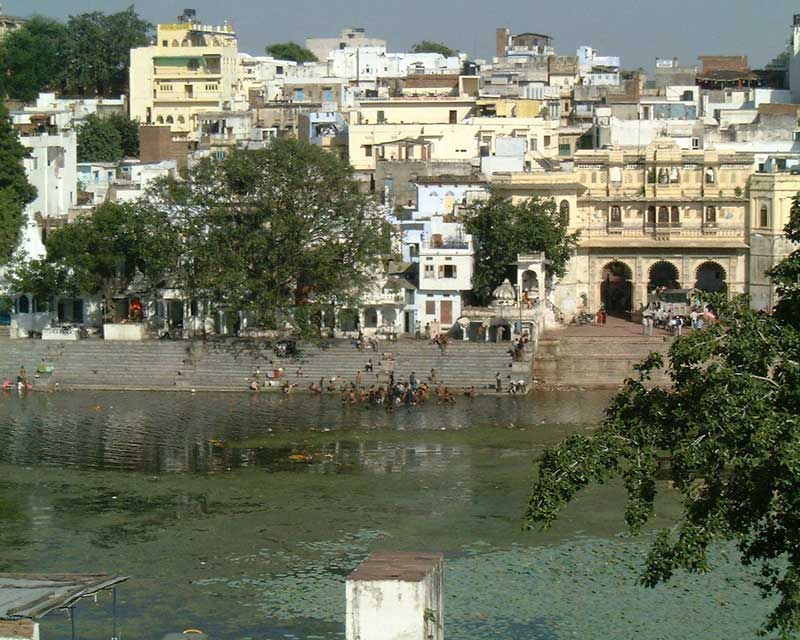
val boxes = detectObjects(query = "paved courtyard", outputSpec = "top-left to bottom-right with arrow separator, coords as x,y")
561,315 -> 676,339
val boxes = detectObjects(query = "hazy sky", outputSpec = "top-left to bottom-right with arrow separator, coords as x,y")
7,0 -> 795,71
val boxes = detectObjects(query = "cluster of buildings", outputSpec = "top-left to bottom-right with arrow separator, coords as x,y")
4,9 -> 800,340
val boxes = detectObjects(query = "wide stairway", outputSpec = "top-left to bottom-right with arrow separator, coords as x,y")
1,338 -> 517,393
533,320 -> 673,389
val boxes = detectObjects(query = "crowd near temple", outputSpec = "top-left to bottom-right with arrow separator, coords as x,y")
2,8 -> 800,344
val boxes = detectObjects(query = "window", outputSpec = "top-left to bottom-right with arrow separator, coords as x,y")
322,88 -> 334,103
647,206 -> 656,224
705,206 -> 717,223
682,90 -> 694,101
425,301 -> 436,315
658,206 -> 669,223
670,206 -> 680,224
166,115 -> 174,124
162,40 -> 168,47
544,135 -> 552,147
610,206 -> 622,224
559,200 -> 570,225
670,167 -> 680,184
558,143 -> 571,156
692,137 -> 700,150
294,88 -> 305,101
364,144 -> 374,158
440,265 -> 457,279
647,167 -> 656,184
377,110 -> 386,124
705,168 -> 716,184
424,264 -> 434,277
760,205 -> 769,227
449,110 -> 458,124
531,138 -> 539,151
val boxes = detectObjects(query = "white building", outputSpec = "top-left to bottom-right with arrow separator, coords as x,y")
306,27 -> 386,63
12,112 -> 78,259
327,46 -> 463,83
577,45 -> 621,86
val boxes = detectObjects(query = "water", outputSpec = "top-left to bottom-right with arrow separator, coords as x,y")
0,391 -> 774,639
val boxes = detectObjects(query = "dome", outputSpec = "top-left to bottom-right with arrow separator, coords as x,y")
491,279 -> 517,307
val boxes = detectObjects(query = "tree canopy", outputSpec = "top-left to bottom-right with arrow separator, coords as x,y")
0,7 -> 150,100
526,197 -> 800,637
0,102 -> 37,265
77,113 -> 140,162
766,51 -> 790,71
463,194 -> 579,305
265,42 -> 317,63
0,16 -> 68,102
143,138 -> 391,333
411,41 -> 456,58
9,202 -> 178,320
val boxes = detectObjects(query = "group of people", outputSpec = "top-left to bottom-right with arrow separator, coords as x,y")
642,307 -> 716,337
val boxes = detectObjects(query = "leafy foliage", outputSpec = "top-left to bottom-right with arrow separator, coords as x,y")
0,16 -> 68,101
265,42 -> 317,63
463,194 -> 579,305
77,113 -> 140,162
526,201 -> 800,637
766,51 -> 790,71
143,139 -> 391,333
9,202 -> 177,320
0,103 -> 37,265
61,7 -> 152,97
411,41 -> 456,57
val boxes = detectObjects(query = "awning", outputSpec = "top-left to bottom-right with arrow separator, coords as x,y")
0,574 -> 129,620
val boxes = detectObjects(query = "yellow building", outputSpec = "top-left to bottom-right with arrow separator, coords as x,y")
129,22 -> 244,141
493,139 -> 757,317
748,172 -> 800,310
348,96 -> 559,182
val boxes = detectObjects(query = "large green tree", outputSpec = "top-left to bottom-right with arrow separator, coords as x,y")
144,138 -> 391,332
265,42 -> 317,63
0,103 -> 37,265
0,16 -> 68,101
62,7 -> 151,97
9,202 -> 177,320
77,113 -> 139,162
411,41 -> 456,58
464,194 -> 579,305
526,200 -> 800,637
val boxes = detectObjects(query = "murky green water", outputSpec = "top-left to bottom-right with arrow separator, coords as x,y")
0,391 -> 774,639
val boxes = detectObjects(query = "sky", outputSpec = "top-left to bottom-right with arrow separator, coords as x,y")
7,0 -> 795,72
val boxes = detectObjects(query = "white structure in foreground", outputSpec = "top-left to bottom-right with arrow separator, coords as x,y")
346,552 -> 444,640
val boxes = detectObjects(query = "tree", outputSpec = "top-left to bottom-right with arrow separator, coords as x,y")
12,202 -> 178,320
769,195 -> 800,329
0,103 -> 37,265
411,41 -> 456,58
766,51 -> 790,71
144,139 -> 391,333
77,113 -> 139,162
264,42 -> 317,63
62,7 -> 152,96
525,202 -> 800,637
0,16 -> 69,101
463,194 -> 579,305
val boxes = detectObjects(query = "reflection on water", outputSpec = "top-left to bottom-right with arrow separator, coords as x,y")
0,391 -> 775,640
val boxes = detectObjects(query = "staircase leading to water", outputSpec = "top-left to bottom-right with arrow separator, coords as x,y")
1,339 -> 519,393
533,333 -> 672,389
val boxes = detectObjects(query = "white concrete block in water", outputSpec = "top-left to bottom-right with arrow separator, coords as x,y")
346,552 -> 444,640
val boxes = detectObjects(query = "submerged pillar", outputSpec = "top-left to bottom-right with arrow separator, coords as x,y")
346,552 -> 444,640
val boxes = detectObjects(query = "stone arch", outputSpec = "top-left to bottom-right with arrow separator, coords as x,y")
181,39 -> 190,47
646,206 -> 656,224
648,260 -> 680,291
695,261 -> 727,293
166,115 -> 174,124
670,206 -> 680,224
657,206 -> 669,224
600,260 -> 633,317
177,115 -> 186,124
759,204 -> 769,228
17,295 -> 29,314
156,115 -> 164,124
171,39 -> 179,47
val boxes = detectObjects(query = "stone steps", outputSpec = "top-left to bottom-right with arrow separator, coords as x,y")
1,339 -> 519,392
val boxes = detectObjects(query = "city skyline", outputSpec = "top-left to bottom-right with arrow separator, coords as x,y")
7,0 -> 794,71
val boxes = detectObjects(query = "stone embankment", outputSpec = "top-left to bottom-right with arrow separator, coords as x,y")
533,331 -> 672,389
0,338 -> 519,393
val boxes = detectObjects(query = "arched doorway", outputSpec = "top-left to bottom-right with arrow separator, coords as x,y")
695,261 -> 727,293
648,261 -> 680,291
521,270 -> 539,299
600,261 -> 633,317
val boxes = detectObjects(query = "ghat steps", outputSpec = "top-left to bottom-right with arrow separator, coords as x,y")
1,339 -> 519,393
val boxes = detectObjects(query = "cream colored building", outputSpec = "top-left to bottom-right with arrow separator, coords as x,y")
348,96 -> 560,181
748,172 -> 800,310
494,140 -> 756,317
129,22 -> 245,141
